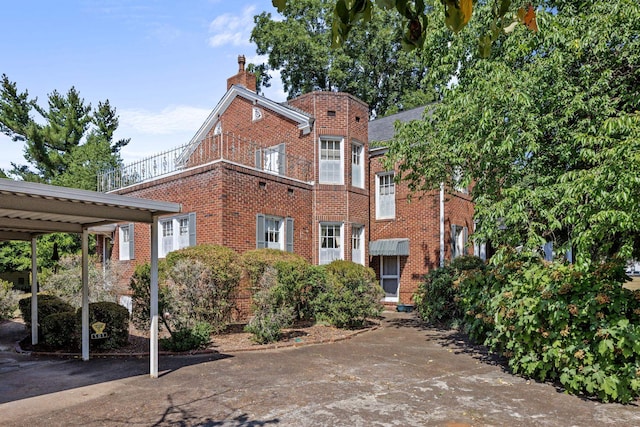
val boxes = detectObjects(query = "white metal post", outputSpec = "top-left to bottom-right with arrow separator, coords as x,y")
81,228 -> 90,361
439,183 -> 445,268
31,237 -> 38,345
150,217 -> 159,378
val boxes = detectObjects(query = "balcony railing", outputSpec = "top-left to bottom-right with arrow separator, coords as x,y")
97,132 -> 313,192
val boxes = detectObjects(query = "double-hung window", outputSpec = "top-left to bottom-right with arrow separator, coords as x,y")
159,213 -> 196,258
351,143 -> 364,188
256,214 -> 294,252
351,225 -> 364,265
319,137 -> 343,184
119,223 -> 134,260
256,143 -> 286,175
376,172 -> 395,219
320,223 -> 343,264
451,224 -> 468,259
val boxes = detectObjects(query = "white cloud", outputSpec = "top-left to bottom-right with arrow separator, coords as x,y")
119,105 -> 211,135
208,5 -> 256,47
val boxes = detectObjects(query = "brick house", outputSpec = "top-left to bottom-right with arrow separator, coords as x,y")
99,56 -> 476,311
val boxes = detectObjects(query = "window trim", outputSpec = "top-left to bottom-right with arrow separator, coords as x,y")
119,223 -> 134,261
375,172 -> 396,219
451,224 -> 468,260
158,213 -> 196,258
319,222 -> 344,265
256,214 -> 294,253
351,224 -> 365,265
319,136 -> 344,185
351,141 -> 364,189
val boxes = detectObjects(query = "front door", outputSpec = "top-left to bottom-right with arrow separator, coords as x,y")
381,255 -> 400,302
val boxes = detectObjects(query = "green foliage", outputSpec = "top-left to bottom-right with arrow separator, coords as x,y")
0,279 -> 20,320
241,248 -> 307,289
414,256 -> 485,325
19,294 -> 74,328
274,261 -> 327,321
166,245 -> 242,333
457,255 -> 640,403
0,74 -> 128,187
83,301 -> 129,350
312,260 -> 383,328
40,254 -> 123,308
252,0 -> 436,116
129,262 -> 172,332
41,311 -> 78,349
385,1 -> 640,268
245,267 -> 295,344
160,322 -> 212,352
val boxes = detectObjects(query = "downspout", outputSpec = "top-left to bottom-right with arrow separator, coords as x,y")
439,182 -> 445,267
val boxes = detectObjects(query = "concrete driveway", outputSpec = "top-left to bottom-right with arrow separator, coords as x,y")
1,312 -> 639,426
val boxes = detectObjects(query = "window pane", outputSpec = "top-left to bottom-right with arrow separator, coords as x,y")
320,139 -> 342,184
382,256 -> 398,275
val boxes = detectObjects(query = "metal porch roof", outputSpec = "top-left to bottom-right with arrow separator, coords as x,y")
0,179 -> 182,240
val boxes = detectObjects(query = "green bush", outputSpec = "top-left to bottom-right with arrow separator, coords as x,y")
241,248 -> 307,288
457,255 -> 640,403
244,267 -> 295,343
312,261 -> 383,329
0,279 -> 20,321
82,301 -> 130,350
41,311 -> 78,349
19,294 -> 74,328
166,245 -> 242,333
129,262 -> 172,332
414,255 -> 486,326
273,260 -> 326,321
160,321 -> 212,352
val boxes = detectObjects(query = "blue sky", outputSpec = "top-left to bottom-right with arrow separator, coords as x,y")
0,0 -> 285,173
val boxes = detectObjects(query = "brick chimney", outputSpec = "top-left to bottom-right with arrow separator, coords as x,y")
226,54 -> 257,92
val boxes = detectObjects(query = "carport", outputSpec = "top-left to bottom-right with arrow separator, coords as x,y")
0,179 -> 181,377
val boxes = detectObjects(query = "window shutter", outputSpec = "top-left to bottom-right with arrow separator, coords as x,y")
188,212 -> 196,246
128,223 -> 135,260
255,148 -> 262,170
463,226 -> 468,255
278,143 -> 286,175
256,214 -> 266,249
286,217 -> 294,252
450,224 -> 456,259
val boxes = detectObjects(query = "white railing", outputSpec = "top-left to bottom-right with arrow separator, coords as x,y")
98,132 -> 313,192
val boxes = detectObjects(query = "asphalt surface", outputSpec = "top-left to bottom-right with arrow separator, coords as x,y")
1,312 -> 639,426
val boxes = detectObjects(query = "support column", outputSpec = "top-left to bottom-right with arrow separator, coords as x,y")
150,218 -> 159,378
81,228 -> 90,361
439,183 -> 445,268
31,237 -> 38,345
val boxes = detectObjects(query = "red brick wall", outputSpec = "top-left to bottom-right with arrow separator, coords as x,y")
368,153 -> 475,304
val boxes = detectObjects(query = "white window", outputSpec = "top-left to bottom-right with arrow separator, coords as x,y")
381,256 -> 400,302
351,143 -> 364,188
351,225 -> 364,265
256,143 -> 285,175
451,224 -> 468,259
159,214 -> 196,258
119,223 -> 134,261
320,223 -> 343,264
257,214 -> 294,252
453,167 -> 468,194
319,137 -> 343,184
376,172 -> 395,219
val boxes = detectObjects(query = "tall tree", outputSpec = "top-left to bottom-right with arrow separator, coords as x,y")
0,74 -> 129,189
383,0 -> 640,267
252,0 -> 438,116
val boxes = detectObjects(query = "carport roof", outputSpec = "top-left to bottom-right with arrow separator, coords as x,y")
0,179 -> 182,241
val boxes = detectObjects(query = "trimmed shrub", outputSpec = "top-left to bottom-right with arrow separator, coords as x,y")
457,255 -> 640,403
160,322 -> 212,352
272,260 -> 326,321
82,301 -> 129,350
0,279 -> 20,321
19,294 -> 74,328
166,244 -> 242,332
245,267 -> 295,344
313,261 -> 383,328
41,311 -> 78,349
